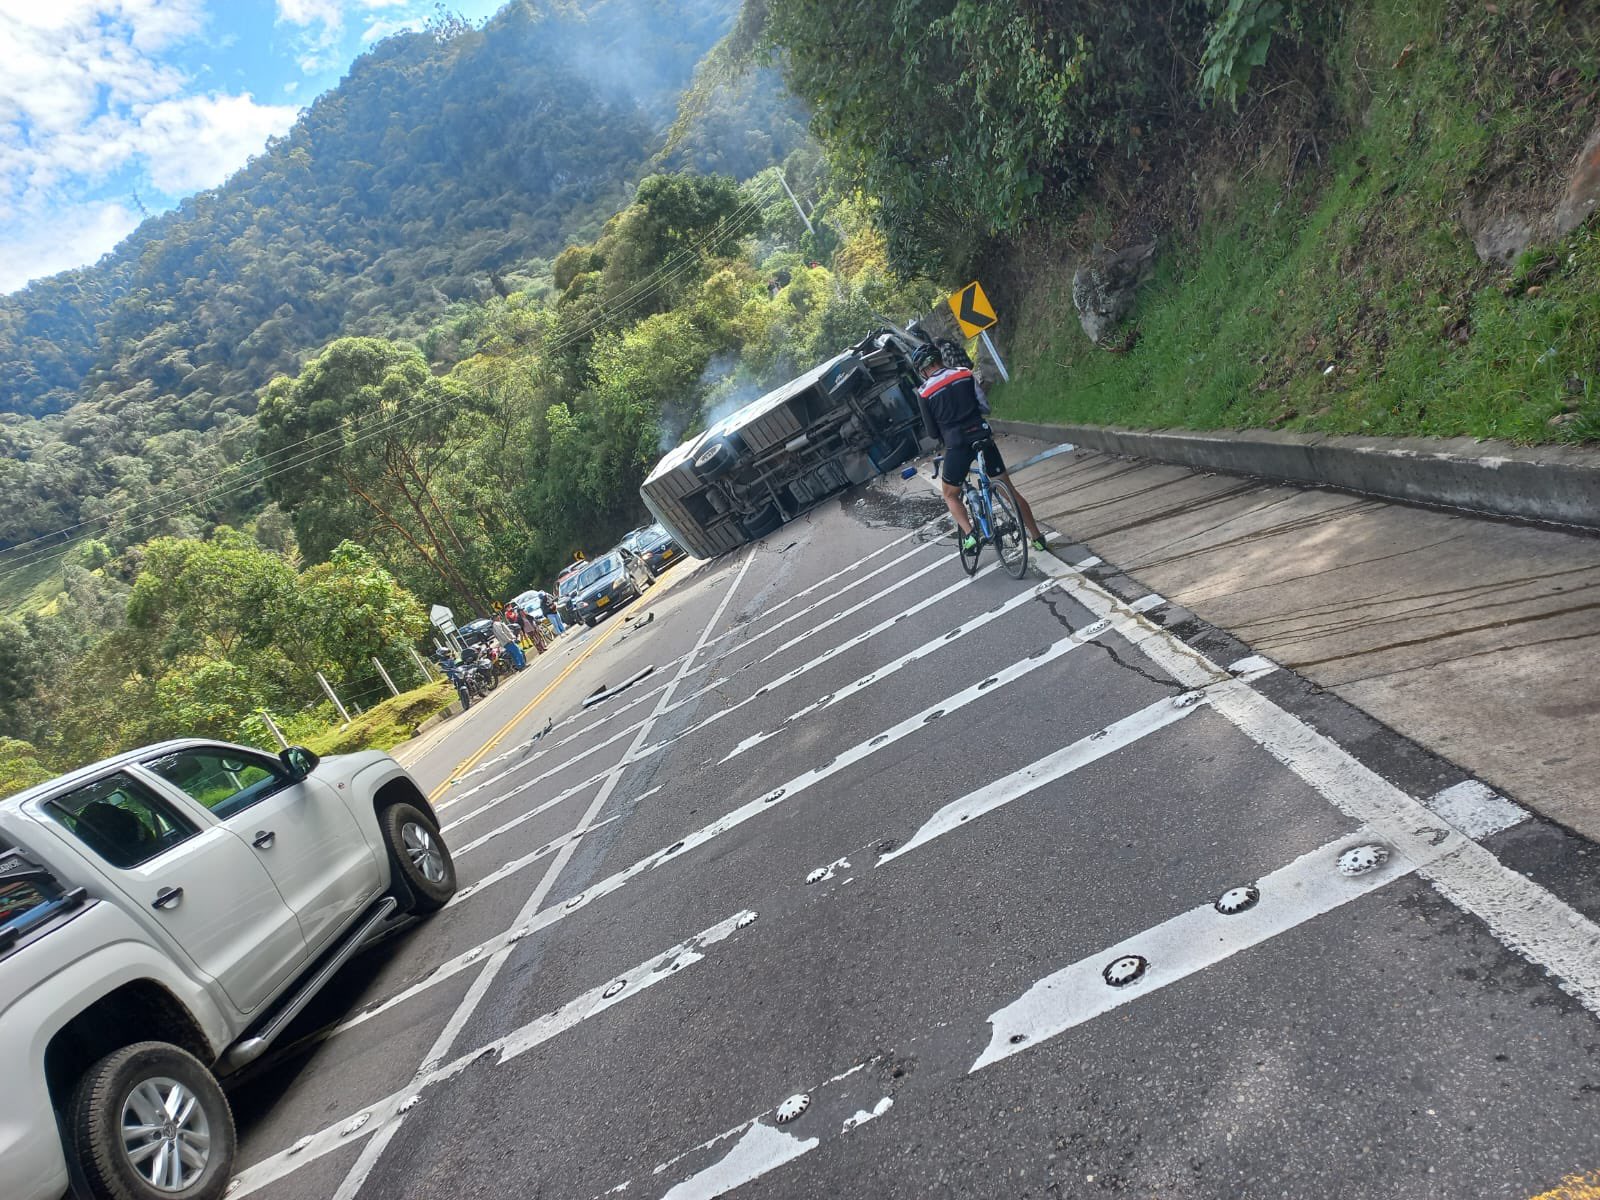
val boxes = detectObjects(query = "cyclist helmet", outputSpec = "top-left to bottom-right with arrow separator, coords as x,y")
910,343 -> 940,372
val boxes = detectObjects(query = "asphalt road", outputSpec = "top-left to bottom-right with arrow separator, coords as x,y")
221,468 -> 1600,1200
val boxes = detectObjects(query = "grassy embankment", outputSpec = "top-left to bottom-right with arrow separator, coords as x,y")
996,0 -> 1600,445
301,679 -> 455,756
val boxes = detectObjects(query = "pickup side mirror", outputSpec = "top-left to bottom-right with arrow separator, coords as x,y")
280,746 -> 320,780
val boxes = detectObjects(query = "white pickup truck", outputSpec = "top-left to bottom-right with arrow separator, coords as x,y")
0,738 -> 457,1200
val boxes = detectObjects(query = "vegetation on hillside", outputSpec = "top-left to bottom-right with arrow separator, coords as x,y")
734,0 -> 1598,445
0,0 -> 783,561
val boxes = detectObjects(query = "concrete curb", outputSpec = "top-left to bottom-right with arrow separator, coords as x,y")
414,701 -> 462,735
990,420 -> 1600,532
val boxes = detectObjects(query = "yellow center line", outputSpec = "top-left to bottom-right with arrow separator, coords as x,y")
426,564 -> 698,801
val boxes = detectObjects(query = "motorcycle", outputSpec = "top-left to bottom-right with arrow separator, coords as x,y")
437,656 -> 481,710
465,644 -> 499,692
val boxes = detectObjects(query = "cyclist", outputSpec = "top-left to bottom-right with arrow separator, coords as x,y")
912,342 -> 1047,555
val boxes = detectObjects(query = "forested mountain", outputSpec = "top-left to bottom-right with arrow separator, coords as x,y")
0,0 -> 808,558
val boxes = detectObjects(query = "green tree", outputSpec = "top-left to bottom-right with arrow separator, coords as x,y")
258,337 -> 487,613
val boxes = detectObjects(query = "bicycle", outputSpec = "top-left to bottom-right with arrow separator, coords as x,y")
910,445 -> 1028,579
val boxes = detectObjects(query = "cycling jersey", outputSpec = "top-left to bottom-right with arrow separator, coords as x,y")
918,366 -> 987,446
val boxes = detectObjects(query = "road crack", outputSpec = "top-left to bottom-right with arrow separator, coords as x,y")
1038,592 -> 1182,692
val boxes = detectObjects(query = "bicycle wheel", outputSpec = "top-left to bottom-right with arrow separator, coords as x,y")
958,491 -> 982,576
989,482 -> 1029,579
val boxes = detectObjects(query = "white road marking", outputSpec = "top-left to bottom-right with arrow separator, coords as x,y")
336,615 -> 1117,1030
442,557 -> 1017,835
1130,593 -> 1166,613
879,685 -> 1214,866
1424,780 -> 1528,840
744,553 -> 952,667
232,910 -> 758,1198
658,1124 -> 818,1200
441,542 -> 960,816
972,830 -> 1411,1071
1007,530 -> 1600,1016
720,576 -> 1057,762
328,549 -> 759,1200
440,530 -> 946,808
842,1097 -> 893,1132
1227,653 -> 1278,677
1209,685 -> 1600,1016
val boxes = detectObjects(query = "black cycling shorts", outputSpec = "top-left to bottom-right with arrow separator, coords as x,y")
940,433 -> 1006,485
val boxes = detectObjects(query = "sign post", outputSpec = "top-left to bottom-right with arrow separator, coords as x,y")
948,280 -> 1009,382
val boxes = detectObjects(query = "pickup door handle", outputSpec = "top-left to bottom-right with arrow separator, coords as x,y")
252,830 -> 276,850
152,887 -> 184,910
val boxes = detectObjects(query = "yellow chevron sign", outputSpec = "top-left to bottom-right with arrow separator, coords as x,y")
948,280 -> 997,339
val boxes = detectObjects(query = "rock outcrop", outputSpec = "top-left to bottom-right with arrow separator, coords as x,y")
1072,241 -> 1157,345
1464,122 -> 1600,266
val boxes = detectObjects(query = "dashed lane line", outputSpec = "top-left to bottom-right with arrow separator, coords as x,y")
439,554 -> 1008,825
228,910 -> 759,1198
326,613 -> 1126,1035
329,547 -> 760,1200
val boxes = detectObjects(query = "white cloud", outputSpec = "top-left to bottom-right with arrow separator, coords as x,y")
0,200 -> 141,292
0,2 -> 298,290
131,93 -> 298,194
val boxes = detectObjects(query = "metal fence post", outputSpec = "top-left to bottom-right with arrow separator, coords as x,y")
259,709 -> 289,750
373,657 -> 401,698
408,646 -> 435,683
316,671 -> 353,725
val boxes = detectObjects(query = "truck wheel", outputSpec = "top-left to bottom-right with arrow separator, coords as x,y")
740,503 -> 783,540
382,801 -> 457,913
70,1041 -> 236,1200
692,437 -> 737,481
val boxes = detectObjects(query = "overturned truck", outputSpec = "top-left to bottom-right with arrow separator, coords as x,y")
641,330 -> 934,559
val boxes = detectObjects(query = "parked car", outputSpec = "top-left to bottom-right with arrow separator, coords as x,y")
457,617 -> 496,649
0,739 -> 456,1200
620,522 -> 687,573
568,549 -> 655,626
553,560 -> 587,624
640,327 -> 933,559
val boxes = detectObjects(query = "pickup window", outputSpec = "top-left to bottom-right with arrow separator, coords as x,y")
0,848 -> 87,953
144,748 -> 287,818
45,772 -> 199,869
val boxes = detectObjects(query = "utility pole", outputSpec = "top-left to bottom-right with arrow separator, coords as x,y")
777,173 -> 815,238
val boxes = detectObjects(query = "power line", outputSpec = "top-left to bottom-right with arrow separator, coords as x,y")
0,184 -> 780,584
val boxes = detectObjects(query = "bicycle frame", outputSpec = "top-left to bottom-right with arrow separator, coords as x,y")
932,446 -> 1001,539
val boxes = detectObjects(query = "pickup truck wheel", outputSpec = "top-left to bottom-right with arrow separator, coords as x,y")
70,1041 -> 235,1200
382,801 -> 456,913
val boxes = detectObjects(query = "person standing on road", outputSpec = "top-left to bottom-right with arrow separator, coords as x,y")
913,342 -> 1047,556
492,617 -> 527,670
537,588 -> 566,635
512,602 -> 548,654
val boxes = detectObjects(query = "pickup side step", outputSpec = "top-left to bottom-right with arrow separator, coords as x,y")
221,896 -> 399,1072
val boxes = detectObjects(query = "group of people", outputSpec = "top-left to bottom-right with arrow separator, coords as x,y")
495,589 -> 566,667
433,587 -> 567,703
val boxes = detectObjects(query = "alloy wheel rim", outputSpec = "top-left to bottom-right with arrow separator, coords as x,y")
402,821 -> 446,882
120,1076 -> 212,1191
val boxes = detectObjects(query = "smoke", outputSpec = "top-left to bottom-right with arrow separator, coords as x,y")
656,350 -> 769,454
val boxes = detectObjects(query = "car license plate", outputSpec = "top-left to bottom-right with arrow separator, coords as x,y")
661,548 -> 674,559
596,596 -> 610,607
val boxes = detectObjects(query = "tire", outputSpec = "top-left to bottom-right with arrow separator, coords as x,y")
958,491 -> 982,576
692,437 -> 737,481
989,483 -> 1029,580
740,503 -> 783,541
381,800 -> 456,913
70,1041 -> 236,1200
453,682 -> 471,711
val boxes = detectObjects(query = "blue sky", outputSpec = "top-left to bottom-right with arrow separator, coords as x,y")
0,0 -> 506,294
